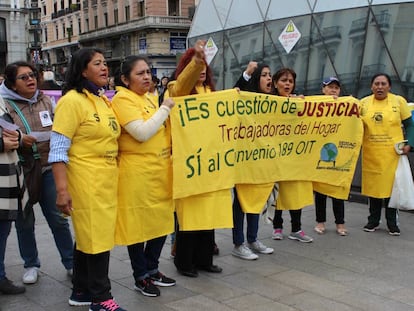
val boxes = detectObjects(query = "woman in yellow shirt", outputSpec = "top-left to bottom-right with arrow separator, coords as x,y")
112,56 -> 176,297
49,48 -> 125,311
360,73 -> 414,235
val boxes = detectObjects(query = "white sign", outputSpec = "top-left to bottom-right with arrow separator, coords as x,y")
278,20 -> 301,54
204,37 -> 218,65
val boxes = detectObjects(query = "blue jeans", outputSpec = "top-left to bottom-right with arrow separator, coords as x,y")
232,190 -> 259,246
127,235 -> 167,281
0,220 -> 12,280
15,169 -> 74,269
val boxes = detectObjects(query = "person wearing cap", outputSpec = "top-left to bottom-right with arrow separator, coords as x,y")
313,77 -> 348,236
360,73 -> 414,236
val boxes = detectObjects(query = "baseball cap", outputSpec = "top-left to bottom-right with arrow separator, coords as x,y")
322,77 -> 340,86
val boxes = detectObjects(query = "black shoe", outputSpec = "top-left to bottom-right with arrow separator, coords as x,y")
0,278 -> 25,295
150,271 -> 176,287
199,265 -> 223,273
177,268 -> 198,278
363,223 -> 379,232
388,227 -> 401,236
134,278 -> 160,297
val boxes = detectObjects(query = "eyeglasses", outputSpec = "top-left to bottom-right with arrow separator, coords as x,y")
16,72 -> 37,81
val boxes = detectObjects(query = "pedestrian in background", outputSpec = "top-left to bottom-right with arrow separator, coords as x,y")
112,55 -> 176,297
360,73 -> 414,236
313,77 -> 347,236
49,47 -> 126,311
0,94 -> 27,295
0,61 -> 73,285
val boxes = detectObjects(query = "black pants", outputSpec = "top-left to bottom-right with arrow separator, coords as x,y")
72,245 -> 112,303
174,230 -> 214,271
368,197 -> 398,228
314,192 -> 345,224
273,209 -> 302,233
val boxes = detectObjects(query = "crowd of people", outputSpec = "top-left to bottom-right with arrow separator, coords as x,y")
0,39 -> 413,311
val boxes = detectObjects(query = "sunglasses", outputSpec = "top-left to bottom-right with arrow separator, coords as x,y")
16,72 -> 37,81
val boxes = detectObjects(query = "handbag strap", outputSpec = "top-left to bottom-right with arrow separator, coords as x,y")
7,99 -> 40,157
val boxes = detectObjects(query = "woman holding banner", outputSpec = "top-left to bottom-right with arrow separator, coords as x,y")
313,77 -> 347,236
360,73 -> 414,236
271,68 -> 314,243
111,56 -> 176,297
231,62 -> 274,260
167,40 -> 228,277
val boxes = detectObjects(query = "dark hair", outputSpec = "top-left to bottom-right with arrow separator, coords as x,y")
249,63 -> 271,93
371,73 -> 392,86
62,47 -> 104,95
114,55 -> 150,88
152,75 -> 160,84
174,47 -> 215,94
272,68 -> 297,95
4,61 -> 38,89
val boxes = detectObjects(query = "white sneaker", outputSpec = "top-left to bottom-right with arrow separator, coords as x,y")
232,244 -> 258,260
23,267 -> 38,284
248,240 -> 274,254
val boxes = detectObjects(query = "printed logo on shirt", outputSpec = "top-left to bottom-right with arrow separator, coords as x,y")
372,112 -> 383,123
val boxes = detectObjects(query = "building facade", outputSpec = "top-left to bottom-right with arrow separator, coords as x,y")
0,0 -> 38,73
188,0 -> 414,102
41,0 -> 196,81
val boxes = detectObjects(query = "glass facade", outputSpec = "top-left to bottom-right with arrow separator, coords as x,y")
188,0 -> 414,101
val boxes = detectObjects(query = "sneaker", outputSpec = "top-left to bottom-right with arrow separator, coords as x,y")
272,228 -> 284,240
288,230 -> 313,243
232,244 -> 259,260
363,223 -> 379,232
134,278 -> 160,297
248,240 -> 274,254
22,267 -> 38,284
150,271 -> 176,287
389,227 -> 401,236
0,278 -> 25,295
69,290 -> 92,306
89,299 -> 126,311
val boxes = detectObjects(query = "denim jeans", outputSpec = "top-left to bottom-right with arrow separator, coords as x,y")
127,235 -> 167,281
15,169 -> 74,269
0,220 -> 12,280
232,190 -> 259,246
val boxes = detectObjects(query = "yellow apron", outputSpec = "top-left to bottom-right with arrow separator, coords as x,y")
53,90 -> 120,254
167,72 -> 233,230
277,180 -> 314,210
360,94 -> 410,198
235,183 -> 275,213
112,88 -> 174,244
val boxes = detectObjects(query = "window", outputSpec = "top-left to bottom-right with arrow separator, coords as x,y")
114,8 -> 118,24
63,22 -> 66,37
78,18 -> 81,33
168,0 -> 179,16
125,5 -> 130,21
138,1 -> 144,17
44,28 -> 48,42
55,24 -> 58,40
94,15 -> 98,29
85,18 -> 89,32
104,12 -> 108,27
